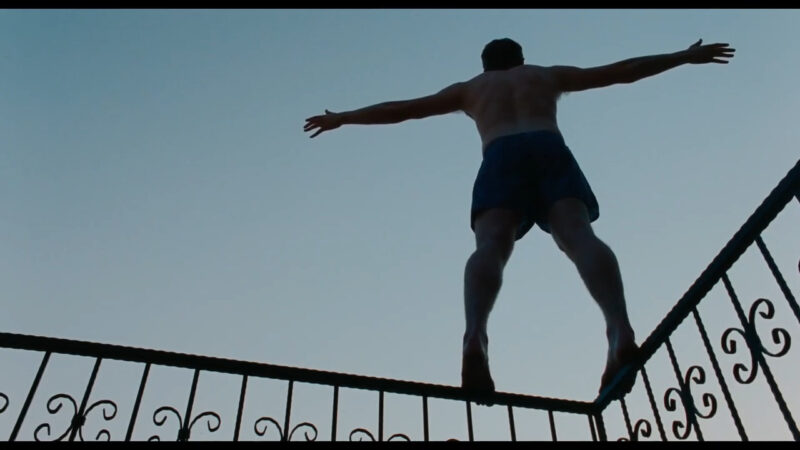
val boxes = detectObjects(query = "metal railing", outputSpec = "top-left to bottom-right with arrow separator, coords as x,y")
592,159 -> 800,441
1,159 -> 798,441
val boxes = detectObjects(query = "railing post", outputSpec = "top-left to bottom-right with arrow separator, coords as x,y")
179,369 -> 201,442
508,406 -> 517,441
282,380 -> 293,442
233,375 -> 247,441
422,396 -> 429,442
9,352 -> 50,442
466,401 -> 474,441
665,339 -> 704,440
640,367 -> 667,441
378,391 -> 384,442
548,410 -> 557,441
68,357 -> 102,441
722,274 -> 800,440
755,236 -> 800,327
692,308 -> 747,440
331,386 -> 338,441
620,398 -> 634,441
593,411 -> 607,442
125,363 -> 150,441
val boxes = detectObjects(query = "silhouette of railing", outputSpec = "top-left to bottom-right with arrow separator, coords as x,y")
594,158 -> 800,441
1,159 -> 797,441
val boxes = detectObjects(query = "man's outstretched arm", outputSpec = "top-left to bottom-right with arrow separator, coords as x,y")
551,39 -> 735,92
303,82 -> 464,138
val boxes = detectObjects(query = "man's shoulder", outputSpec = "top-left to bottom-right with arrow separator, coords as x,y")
458,64 -> 557,93
522,64 -> 558,77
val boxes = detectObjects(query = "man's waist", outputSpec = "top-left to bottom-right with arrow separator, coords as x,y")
480,123 -> 561,151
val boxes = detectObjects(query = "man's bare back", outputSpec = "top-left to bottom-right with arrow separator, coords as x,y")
461,65 -> 561,150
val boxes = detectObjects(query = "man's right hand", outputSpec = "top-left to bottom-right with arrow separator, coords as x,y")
684,39 -> 735,64
304,109 -> 343,138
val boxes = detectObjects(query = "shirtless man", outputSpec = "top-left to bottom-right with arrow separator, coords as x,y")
303,38 -> 735,400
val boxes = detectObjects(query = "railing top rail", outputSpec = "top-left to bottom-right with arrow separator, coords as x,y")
0,331 -> 594,415
595,159 -> 800,408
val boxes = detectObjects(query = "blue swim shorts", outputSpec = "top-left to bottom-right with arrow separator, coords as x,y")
470,130 -> 600,240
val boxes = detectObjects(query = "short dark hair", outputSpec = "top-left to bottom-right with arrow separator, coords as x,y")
481,38 -> 524,72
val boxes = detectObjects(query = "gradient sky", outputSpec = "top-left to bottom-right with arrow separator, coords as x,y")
2,9 -> 799,441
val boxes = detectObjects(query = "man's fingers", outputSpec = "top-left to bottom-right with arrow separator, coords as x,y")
711,58 -> 729,64
305,110 -> 336,138
706,44 -> 734,54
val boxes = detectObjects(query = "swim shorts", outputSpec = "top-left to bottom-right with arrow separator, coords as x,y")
470,130 -> 600,240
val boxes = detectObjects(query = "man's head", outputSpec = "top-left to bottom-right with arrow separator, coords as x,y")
481,38 -> 524,72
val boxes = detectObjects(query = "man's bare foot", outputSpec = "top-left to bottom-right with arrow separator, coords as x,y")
461,334 -> 495,405
462,350 -> 495,391
599,325 -> 639,399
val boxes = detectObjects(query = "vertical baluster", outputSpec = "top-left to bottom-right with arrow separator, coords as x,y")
755,236 -> 800,327
588,413 -> 597,442
282,380 -> 293,442
422,396 -> 429,442
641,367 -> 667,441
548,410 -> 557,442
665,339 -> 704,440
10,352 -> 51,441
620,398 -> 634,441
692,308 -> 748,440
68,358 -> 102,441
378,391 -> 384,442
586,414 -> 597,442
722,273 -> 800,440
466,401 -> 474,442
179,369 -> 201,442
593,411 -> 607,442
507,406 -> 517,441
126,362 -> 150,441
233,375 -> 247,442
331,386 -> 338,442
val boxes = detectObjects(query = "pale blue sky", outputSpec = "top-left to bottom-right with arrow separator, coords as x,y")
2,9 -> 799,441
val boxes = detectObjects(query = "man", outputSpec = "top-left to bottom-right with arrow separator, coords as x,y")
303,38 -> 735,400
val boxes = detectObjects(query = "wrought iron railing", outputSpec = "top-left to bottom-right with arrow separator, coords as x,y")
1,159 -> 798,441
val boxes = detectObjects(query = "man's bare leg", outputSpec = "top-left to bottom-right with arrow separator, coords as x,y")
462,208 -> 519,394
548,198 -> 638,397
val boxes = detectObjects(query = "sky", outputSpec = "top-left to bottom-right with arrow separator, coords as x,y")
1,9 -> 799,441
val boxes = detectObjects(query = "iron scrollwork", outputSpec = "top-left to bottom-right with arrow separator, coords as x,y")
348,427 -> 410,441
33,394 -> 118,441
721,298 -> 791,384
348,427 -> 375,441
147,406 -> 221,441
663,365 -> 717,440
618,419 -> 653,442
253,416 -> 318,441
